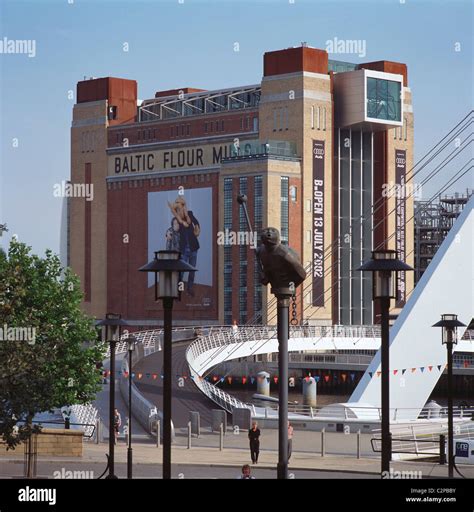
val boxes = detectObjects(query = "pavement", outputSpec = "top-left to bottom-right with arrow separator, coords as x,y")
1,428 -> 473,479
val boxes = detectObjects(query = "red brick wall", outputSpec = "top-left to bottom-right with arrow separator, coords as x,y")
107,174 -> 220,322
107,110 -> 258,147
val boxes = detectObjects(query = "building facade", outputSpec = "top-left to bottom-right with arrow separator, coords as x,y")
69,45 -> 414,326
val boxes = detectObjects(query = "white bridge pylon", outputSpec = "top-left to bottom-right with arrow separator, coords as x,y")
346,195 -> 474,420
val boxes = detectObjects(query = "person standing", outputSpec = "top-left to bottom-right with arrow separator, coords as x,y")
113,408 -> 121,445
288,421 -> 294,461
232,319 -> 239,339
248,421 -> 261,464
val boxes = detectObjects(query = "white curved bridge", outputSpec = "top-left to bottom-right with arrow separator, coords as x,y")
185,196 -> 474,423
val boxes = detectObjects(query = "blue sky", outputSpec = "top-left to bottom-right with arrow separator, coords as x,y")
0,0 -> 472,256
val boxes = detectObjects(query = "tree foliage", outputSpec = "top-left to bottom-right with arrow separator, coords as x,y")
0,240 -> 105,448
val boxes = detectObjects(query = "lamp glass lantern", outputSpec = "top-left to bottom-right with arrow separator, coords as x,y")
357,250 -> 413,300
432,314 -> 466,345
139,250 -> 197,300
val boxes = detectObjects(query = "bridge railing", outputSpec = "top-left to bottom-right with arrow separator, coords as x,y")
186,324 -> 382,414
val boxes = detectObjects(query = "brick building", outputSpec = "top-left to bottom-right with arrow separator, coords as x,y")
69,44 -> 414,326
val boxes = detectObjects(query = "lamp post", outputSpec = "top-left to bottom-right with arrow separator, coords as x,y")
357,250 -> 413,476
237,195 -> 306,479
95,314 -> 130,479
432,314 -> 466,478
126,335 -> 137,479
139,250 -> 197,479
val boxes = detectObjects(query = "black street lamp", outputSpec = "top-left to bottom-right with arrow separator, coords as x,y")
139,250 -> 197,479
432,313 -> 466,478
237,194 -> 306,479
96,313 -> 130,479
126,334 -> 137,479
357,249 -> 413,476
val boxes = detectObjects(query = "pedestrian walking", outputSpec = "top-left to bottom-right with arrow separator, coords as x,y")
248,421 -> 261,464
288,421 -> 294,460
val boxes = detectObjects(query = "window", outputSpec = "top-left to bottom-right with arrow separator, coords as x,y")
187,124 -> 190,136
317,106 -> 321,130
273,110 -> 277,131
221,120 -> 225,131
181,125 -> 185,136
253,117 -> 258,131
176,126 -> 179,136
311,106 -> 314,129
280,176 -> 289,244
138,130 -> 141,141
322,107 -> 326,131
366,77 -> 401,122
404,117 -> 408,141
204,122 -> 208,133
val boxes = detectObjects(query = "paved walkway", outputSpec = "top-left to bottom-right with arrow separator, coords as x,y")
2,437 -> 473,478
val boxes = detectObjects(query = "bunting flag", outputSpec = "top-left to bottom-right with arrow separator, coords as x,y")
250,377 -> 255,385
350,373 -> 355,382
219,377 -> 225,383
428,366 -> 433,372
152,373 -> 158,380
420,367 -> 425,373
341,373 -> 347,382
368,372 -> 373,378
212,376 -> 218,382
464,361 -> 469,368
376,371 -> 381,378
273,377 -> 278,384
324,375 -> 330,383
137,373 -> 143,380
393,370 -> 398,376
437,365 -> 442,371
227,377 -> 232,385
315,376 -> 320,383
402,369 -> 407,375
242,376 -> 247,385
145,373 -> 150,379
411,368 -> 417,373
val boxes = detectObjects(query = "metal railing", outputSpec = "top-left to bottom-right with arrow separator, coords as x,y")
185,324 -> 381,414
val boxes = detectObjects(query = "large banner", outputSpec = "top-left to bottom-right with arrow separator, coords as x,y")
312,140 -> 325,307
147,188 -> 213,307
395,149 -> 406,307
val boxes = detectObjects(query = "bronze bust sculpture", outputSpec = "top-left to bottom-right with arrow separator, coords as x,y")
256,227 -> 307,295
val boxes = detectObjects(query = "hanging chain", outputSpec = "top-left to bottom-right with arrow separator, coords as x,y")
290,294 -> 299,325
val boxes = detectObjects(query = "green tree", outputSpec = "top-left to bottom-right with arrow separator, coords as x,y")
0,239 -> 105,448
